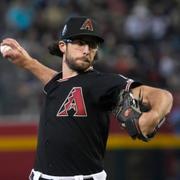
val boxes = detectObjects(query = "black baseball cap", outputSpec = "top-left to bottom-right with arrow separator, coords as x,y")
48,16 -> 104,57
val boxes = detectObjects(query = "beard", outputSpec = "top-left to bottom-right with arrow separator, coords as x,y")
65,53 -> 94,73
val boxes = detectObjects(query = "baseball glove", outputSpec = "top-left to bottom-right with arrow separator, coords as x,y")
112,89 -> 155,142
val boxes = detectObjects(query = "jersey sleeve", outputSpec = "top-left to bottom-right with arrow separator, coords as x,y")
43,72 -> 62,94
90,72 -> 141,111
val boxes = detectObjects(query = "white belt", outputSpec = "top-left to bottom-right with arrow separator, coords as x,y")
29,169 -> 107,180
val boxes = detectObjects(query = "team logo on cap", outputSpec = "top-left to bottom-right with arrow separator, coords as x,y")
80,19 -> 94,31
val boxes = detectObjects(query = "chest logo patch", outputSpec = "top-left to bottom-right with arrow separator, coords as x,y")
57,87 -> 87,117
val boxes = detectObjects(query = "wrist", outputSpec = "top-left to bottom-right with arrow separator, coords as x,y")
23,58 -> 36,70
139,110 -> 159,136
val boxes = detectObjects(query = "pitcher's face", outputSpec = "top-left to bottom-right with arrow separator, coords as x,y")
62,37 -> 99,72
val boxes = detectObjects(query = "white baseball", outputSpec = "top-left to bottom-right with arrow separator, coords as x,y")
0,45 -> 12,54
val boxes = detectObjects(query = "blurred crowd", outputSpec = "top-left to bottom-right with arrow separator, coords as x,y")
0,0 -> 180,133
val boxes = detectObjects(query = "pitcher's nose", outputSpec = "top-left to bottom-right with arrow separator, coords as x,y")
82,44 -> 90,55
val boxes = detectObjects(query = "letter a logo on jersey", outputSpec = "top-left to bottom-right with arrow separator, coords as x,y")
57,87 -> 87,117
80,19 -> 94,31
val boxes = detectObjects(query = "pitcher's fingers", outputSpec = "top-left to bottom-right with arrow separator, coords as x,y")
1,38 -> 21,49
2,50 -> 17,59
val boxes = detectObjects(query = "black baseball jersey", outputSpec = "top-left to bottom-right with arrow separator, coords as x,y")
34,69 -> 140,176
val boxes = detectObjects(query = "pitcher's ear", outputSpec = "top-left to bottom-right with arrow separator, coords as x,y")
58,41 -> 66,54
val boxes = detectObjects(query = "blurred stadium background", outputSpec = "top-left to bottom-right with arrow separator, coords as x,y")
0,0 -> 180,179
